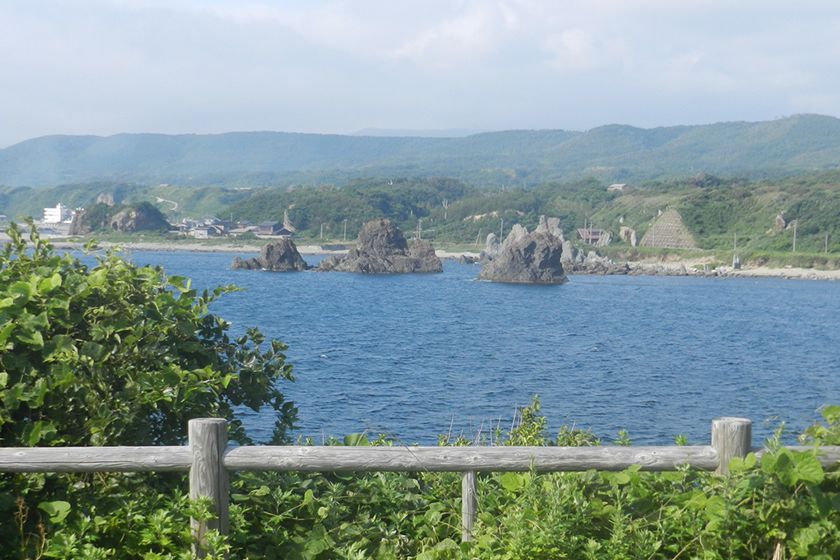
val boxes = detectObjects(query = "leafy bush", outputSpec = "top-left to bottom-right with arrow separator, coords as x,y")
0,222 -> 295,557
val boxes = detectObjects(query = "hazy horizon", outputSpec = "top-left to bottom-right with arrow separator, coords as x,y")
2,1 -> 840,147
5,112 -> 840,150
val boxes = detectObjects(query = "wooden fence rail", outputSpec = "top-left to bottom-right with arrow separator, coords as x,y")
2,417 -> 839,555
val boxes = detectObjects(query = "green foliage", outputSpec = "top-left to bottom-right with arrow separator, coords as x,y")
0,223 -> 296,558
0,222 -> 295,447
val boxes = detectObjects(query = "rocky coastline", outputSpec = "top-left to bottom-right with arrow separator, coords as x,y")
38,239 -> 840,281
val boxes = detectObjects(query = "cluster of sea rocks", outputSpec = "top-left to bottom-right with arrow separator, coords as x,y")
317,219 -> 442,273
232,219 -> 443,274
231,216 -> 642,284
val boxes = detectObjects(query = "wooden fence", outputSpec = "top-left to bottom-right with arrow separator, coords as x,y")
2,417 -> 839,556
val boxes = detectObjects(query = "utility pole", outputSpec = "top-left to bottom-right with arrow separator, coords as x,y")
793,221 -> 797,253
417,218 -> 423,240
825,233 -> 829,253
500,218 -> 504,240
320,223 -> 324,240
442,199 -> 449,221
343,219 -> 347,241
475,228 -> 481,247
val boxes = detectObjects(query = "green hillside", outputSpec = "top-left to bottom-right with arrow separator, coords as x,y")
4,171 -> 839,261
2,115 -> 840,187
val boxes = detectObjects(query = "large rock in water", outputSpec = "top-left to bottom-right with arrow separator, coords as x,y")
232,239 -> 308,271
318,219 -> 442,273
479,225 -> 567,284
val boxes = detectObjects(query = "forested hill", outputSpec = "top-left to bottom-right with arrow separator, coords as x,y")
2,114 -> 840,187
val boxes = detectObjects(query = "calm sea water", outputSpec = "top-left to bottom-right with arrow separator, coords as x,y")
124,250 -> 840,445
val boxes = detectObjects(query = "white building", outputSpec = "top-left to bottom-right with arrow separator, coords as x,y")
43,203 -> 73,224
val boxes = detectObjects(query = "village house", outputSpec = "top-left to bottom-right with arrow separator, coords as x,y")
257,221 -> 294,237
577,228 -> 609,245
189,225 -> 225,239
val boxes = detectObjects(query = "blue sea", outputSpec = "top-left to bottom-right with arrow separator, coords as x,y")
124,250 -> 840,446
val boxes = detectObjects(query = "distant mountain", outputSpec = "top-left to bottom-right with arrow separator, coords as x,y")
2,114 -> 840,187
351,128 -> 487,137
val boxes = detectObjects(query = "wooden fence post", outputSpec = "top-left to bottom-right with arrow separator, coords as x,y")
189,418 -> 229,556
461,470 -> 477,542
711,417 -> 752,475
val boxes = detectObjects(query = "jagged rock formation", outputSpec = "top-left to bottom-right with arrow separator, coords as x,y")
639,208 -> 697,249
232,239 -> 309,272
535,216 -> 565,240
479,221 -> 567,284
68,209 -> 96,235
569,251 -> 630,275
774,212 -> 786,231
480,233 -> 501,262
109,203 -> 170,233
96,192 -> 115,206
318,219 -> 442,273
70,201 -> 169,235
560,239 -> 577,264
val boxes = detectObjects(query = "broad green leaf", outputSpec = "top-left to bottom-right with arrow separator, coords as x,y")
821,405 -> 840,424
38,501 -> 71,524
0,322 -> 16,346
792,453 -> 824,484
704,496 -> 725,521
38,273 -> 62,293
302,489 -> 315,507
499,472 -> 526,492
23,420 -> 56,446
9,281 -> 33,302
343,433 -> 369,446
729,452 -> 756,473
16,329 -> 44,349
613,472 -> 631,485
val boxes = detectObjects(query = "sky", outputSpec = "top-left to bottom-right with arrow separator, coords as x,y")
2,0 -> 840,147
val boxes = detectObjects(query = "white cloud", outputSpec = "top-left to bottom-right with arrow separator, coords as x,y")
1,0 -> 840,145
543,29 -> 598,72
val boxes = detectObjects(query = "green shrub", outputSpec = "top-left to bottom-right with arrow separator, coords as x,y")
0,222 -> 295,558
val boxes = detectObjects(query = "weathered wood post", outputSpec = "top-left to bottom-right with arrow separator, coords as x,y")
461,470 -> 477,542
189,418 -> 229,556
711,417 -> 752,475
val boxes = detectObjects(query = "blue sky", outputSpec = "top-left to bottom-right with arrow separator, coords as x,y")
1,0 -> 839,146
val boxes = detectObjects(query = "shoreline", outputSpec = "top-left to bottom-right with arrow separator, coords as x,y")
43,240 -> 840,281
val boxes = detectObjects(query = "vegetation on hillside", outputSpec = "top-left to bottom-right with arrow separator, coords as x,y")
3,170 -> 840,263
2,114 -> 840,187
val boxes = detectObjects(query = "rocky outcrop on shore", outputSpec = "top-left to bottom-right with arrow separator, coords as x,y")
567,251 -> 631,275
69,202 -> 170,235
318,219 -> 443,273
479,221 -> 567,284
232,238 -> 309,271
109,204 -> 170,233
